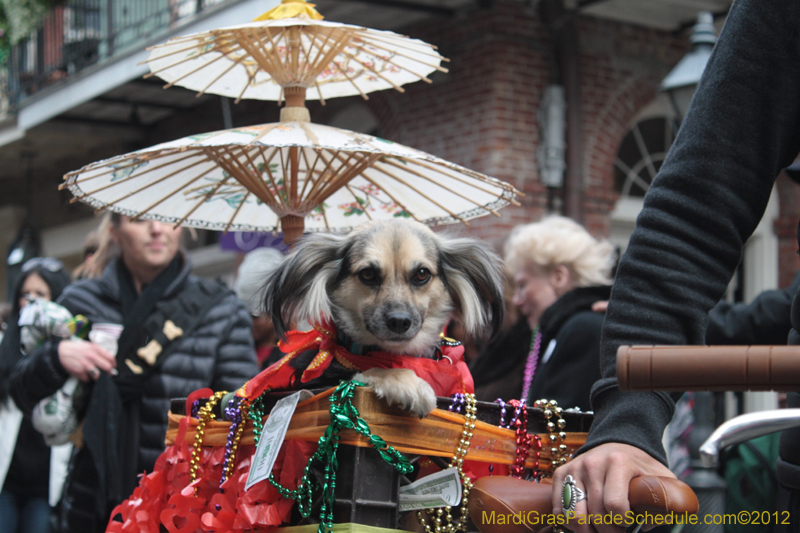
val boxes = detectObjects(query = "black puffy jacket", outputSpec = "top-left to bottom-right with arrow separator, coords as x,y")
10,256 -> 259,532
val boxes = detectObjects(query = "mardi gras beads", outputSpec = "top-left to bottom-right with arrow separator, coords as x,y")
417,392 -> 477,533
189,391 -> 228,489
534,398 -> 567,473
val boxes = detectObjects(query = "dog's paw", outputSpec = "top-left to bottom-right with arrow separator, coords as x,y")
353,368 -> 437,418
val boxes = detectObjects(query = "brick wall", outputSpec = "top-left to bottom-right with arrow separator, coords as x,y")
360,1 -> 684,253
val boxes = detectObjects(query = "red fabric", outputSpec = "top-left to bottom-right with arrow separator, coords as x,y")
106,433 -> 316,533
239,322 -> 473,400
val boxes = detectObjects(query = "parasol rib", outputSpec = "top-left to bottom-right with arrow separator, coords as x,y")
204,146 -> 280,210
143,41 -> 224,72
353,171 -> 420,222
350,30 -> 448,60
387,157 -> 522,206
258,146 -> 289,209
344,183 -> 374,221
256,146 -> 287,208
304,28 -> 354,82
361,165 -> 467,224
289,26 -> 300,84
70,157 -> 208,201
223,189 -> 251,234
315,152 -> 383,202
172,171 -> 237,228
289,146 -> 299,200
194,54 -> 250,98
63,152 -> 198,187
258,27 -> 290,81
158,53 -> 228,88
336,49 -> 406,93
240,146 -> 281,206
86,159 -> 213,212
246,123 -> 284,145
301,148 -> 337,200
346,41 -> 435,83
304,149 -> 359,201
297,122 -> 320,145
233,69 -> 255,104
312,78 -> 326,105
349,38 -> 449,73
347,39 -> 447,79
237,28 -> 285,82
298,147 -> 323,199
303,25 -> 341,76
329,60 -> 369,100
375,159 -> 502,216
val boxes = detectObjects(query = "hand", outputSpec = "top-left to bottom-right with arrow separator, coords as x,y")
58,339 -> 117,382
551,443 -> 675,533
591,300 -> 609,313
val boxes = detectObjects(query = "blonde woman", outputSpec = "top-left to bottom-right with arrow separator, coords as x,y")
504,215 -> 615,410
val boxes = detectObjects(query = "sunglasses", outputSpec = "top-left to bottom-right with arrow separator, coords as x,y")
21,257 -> 64,274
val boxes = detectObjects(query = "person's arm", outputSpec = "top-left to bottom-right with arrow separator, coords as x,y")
553,1 -> 800,531
211,294 -> 259,392
705,269 -> 800,345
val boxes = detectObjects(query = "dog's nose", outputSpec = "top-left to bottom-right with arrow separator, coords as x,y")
386,312 -> 412,333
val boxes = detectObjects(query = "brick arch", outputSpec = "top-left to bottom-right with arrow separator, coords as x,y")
583,75 -> 660,200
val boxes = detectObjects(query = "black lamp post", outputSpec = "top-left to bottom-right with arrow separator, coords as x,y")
660,12 -> 718,122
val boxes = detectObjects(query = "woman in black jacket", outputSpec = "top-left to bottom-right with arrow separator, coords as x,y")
498,215 -> 615,410
0,258 -> 71,533
10,216 -> 259,533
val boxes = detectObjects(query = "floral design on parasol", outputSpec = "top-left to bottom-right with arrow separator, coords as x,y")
143,0 -> 449,103
62,121 -> 521,243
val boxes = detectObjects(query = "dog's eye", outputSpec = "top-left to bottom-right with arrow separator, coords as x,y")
358,268 -> 378,284
413,267 -> 431,284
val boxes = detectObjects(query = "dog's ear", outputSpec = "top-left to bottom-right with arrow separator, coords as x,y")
437,237 -> 505,340
263,232 -> 350,340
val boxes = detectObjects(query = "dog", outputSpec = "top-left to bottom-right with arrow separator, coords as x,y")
263,219 -> 505,417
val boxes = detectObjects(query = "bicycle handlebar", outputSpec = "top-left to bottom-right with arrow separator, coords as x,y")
617,345 -> 800,391
468,475 -> 698,533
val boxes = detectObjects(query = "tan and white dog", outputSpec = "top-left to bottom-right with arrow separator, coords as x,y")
263,219 -> 505,417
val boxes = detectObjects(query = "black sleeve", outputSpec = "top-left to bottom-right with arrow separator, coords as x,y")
584,0 -> 800,463
9,338 -> 70,414
705,270 -> 800,345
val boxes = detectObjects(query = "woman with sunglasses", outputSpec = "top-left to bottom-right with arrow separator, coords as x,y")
0,258 -> 72,533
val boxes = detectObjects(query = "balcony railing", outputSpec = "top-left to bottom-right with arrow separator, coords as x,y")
5,0 -> 234,107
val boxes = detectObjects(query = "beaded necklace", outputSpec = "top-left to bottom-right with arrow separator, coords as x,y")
190,390 -> 228,492
533,398 -> 567,474
417,393 -> 477,533
249,381 -> 413,533
520,327 -> 542,403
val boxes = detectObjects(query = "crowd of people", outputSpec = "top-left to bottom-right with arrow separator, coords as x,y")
0,210 -> 618,533
4,1 -> 800,529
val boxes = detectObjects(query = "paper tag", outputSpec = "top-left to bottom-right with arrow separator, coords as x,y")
245,391 -> 303,490
398,467 -> 462,511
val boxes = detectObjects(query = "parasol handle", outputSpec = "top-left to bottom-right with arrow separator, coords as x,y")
281,214 -> 305,247
617,345 -> 800,391
280,86 -> 310,122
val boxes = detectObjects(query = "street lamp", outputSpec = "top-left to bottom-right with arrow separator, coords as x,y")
660,11 -> 718,122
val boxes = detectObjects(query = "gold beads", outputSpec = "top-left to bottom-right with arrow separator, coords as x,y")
533,398 -> 568,475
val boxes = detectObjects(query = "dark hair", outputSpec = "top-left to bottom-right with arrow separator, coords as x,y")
0,258 -> 72,400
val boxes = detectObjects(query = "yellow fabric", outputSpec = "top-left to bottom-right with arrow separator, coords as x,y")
253,0 -> 324,21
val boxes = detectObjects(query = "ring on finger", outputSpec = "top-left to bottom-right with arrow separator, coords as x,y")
89,367 -> 100,378
561,474 -> 586,515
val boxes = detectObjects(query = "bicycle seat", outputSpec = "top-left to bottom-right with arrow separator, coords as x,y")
468,475 -> 698,533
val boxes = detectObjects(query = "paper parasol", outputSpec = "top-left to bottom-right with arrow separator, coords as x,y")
62,121 -> 521,242
143,0 -> 449,103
